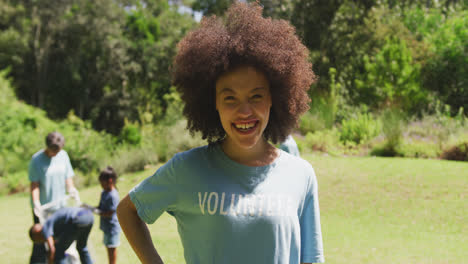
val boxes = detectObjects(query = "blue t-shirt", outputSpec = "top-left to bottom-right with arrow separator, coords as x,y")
42,207 -> 92,240
29,149 -> 74,210
98,188 -> 121,234
129,143 -> 324,264
279,135 -> 300,157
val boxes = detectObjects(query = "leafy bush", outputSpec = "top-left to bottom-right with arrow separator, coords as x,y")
405,8 -> 468,115
299,89 -> 341,135
301,129 -> 343,154
398,140 -> 440,159
299,111 -> 327,134
441,142 -> 468,161
354,36 -> 428,113
380,108 -> 404,154
0,171 -> 28,195
340,112 -> 382,144
149,120 -> 206,162
118,121 -> 142,146
105,146 -> 159,179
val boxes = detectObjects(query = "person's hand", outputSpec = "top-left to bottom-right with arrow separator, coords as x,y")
33,200 -> 43,218
80,203 -> 93,210
81,203 -> 101,214
93,207 -> 102,215
68,187 -> 80,202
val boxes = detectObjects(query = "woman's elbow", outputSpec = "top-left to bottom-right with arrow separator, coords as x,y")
117,194 -> 136,220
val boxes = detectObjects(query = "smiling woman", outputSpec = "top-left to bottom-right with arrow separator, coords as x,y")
215,66 -> 274,165
117,2 -> 324,264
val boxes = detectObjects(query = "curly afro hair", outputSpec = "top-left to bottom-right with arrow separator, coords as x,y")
173,1 -> 315,144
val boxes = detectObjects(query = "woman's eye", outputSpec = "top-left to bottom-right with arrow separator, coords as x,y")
224,96 -> 235,101
252,94 -> 263,99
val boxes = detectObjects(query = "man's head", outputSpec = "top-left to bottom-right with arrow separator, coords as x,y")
45,132 -> 65,157
29,223 -> 46,243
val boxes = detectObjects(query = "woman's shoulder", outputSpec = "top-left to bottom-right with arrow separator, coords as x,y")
277,149 -> 316,179
158,144 -> 214,174
278,149 -> 312,168
170,144 -> 211,162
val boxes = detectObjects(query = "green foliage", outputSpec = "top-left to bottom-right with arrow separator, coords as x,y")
299,75 -> 341,135
299,111 -> 327,135
355,37 -> 427,112
1,171 -> 28,195
398,140 -> 441,158
300,129 -> 343,155
123,4 -> 195,129
422,9 -> 468,114
340,112 -> 382,144
105,146 -> 159,177
299,98 -> 336,134
400,6 -> 468,115
0,0 -> 196,135
146,120 -> 206,162
119,122 -> 142,146
380,108 -> 404,155
192,0 -> 234,16
0,1 -> 29,77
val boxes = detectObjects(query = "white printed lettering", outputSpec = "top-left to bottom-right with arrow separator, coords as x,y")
220,192 -> 228,215
229,194 -> 237,215
198,192 -> 208,215
207,192 -> 219,215
266,195 -> 274,216
236,194 -> 244,215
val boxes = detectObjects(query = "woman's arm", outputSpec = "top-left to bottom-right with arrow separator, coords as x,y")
117,194 -> 164,264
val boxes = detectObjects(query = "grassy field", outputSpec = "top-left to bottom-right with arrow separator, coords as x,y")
0,156 -> 466,264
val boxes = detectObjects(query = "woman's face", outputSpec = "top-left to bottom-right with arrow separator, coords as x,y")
215,65 -> 272,151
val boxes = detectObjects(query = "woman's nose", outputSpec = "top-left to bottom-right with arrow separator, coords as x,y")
238,101 -> 253,116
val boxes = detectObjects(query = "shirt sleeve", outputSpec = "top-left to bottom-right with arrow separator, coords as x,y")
98,192 -> 104,210
300,165 -> 325,263
110,191 -> 120,211
129,154 -> 179,224
64,151 -> 74,179
42,216 -> 55,239
28,160 -> 39,182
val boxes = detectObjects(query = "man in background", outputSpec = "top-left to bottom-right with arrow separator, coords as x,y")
29,207 -> 94,264
29,131 -> 79,263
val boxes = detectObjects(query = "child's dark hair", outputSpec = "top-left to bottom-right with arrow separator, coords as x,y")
99,166 -> 117,184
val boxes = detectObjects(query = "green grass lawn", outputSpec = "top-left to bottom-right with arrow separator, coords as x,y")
1,156 -> 466,263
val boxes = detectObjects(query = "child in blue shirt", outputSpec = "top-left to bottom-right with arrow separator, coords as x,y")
97,166 -> 121,264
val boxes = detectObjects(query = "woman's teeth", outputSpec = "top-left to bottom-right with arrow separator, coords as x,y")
235,122 -> 256,130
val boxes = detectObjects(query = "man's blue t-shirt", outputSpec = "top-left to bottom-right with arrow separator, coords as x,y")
29,149 -> 74,210
98,188 -> 121,234
129,143 -> 324,264
279,135 -> 300,157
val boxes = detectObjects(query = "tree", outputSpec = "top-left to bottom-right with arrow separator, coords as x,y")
191,0 -> 234,16
355,37 -> 427,112
0,1 -> 30,94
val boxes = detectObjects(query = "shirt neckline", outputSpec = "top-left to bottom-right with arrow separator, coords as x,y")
211,142 -> 283,177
